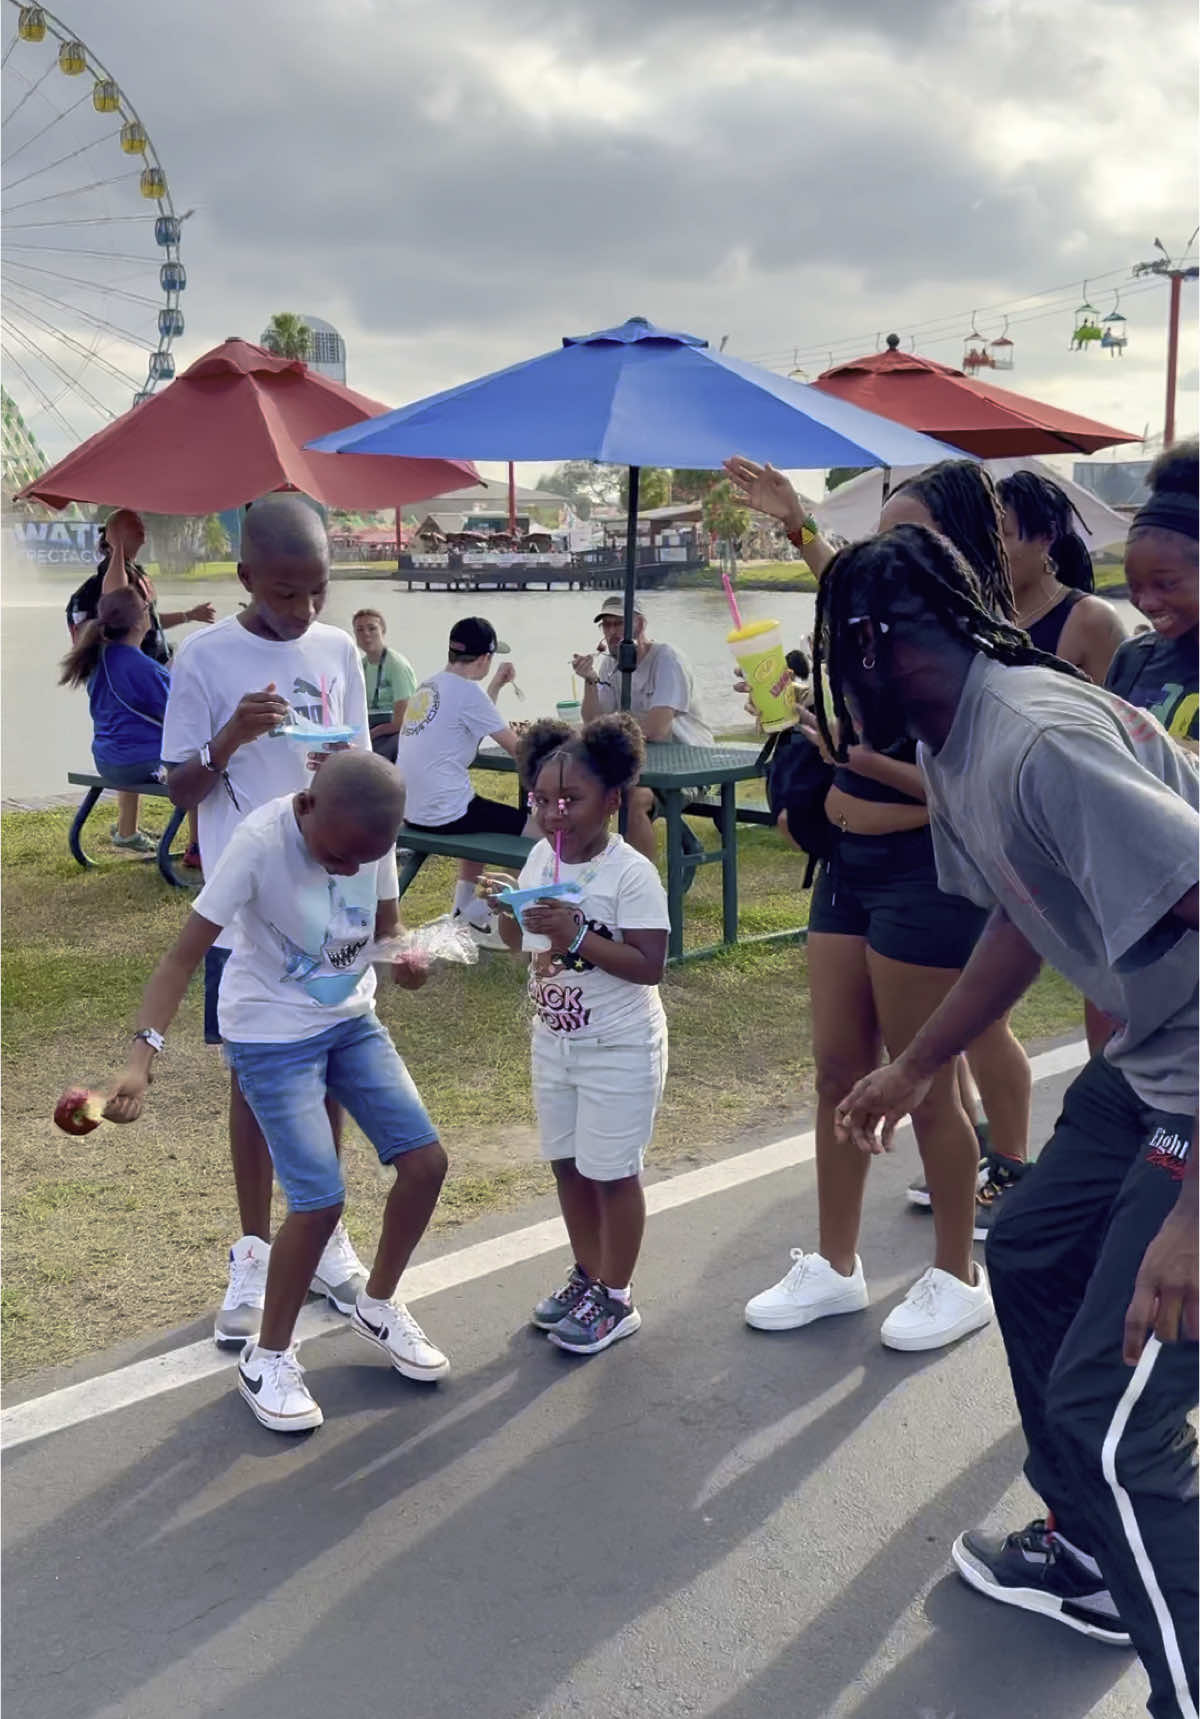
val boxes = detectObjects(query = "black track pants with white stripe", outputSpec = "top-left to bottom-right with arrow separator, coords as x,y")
986,1053 -> 1197,1719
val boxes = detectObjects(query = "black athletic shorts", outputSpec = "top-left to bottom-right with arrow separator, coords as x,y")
808,824 -> 988,969
405,793 -> 526,838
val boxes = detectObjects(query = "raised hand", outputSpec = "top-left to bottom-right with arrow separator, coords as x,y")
188,602 -> 217,625
106,509 -> 146,556
723,457 -> 807,532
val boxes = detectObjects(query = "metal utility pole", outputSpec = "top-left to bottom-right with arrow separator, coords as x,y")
1133,232 -> 1199,447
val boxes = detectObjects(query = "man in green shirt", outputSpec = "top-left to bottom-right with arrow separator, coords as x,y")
354,609 -> 417,762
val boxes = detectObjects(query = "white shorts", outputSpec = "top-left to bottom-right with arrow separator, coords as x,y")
531,1028 -> 668,1182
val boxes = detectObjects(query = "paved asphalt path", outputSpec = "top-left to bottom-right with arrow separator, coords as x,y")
3,1056 -> 1151,1719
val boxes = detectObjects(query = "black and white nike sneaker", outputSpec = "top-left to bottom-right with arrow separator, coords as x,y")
351,1295 -> 450,1381
952,1518 -> 1131,1646
237,1343 -> 324,1433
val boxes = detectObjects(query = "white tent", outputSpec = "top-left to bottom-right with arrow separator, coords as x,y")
812,457 -> 1130,550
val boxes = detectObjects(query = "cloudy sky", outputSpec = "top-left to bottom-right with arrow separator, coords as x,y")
5,0 -> 1197,480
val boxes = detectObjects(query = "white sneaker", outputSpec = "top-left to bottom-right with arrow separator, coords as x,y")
213,1234 -> 270,1347
880,1263 -> 993,1352
351,1294 -> 450,1380
744,1250 -> 869,1331
452,906 -> 506,951
311,1219 -> 369,1314
237,1343 -> 323,1433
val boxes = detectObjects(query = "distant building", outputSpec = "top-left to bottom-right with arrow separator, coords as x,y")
260,313 -> 347,384
1074,459 -> 1153,510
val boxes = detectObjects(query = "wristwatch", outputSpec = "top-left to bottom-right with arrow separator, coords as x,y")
199,741 -> 215,771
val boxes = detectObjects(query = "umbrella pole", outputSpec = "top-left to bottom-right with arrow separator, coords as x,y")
879,464 -> 892,504
618,464 -> 640,837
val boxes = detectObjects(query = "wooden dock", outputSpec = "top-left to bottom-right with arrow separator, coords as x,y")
393,557 -> 702,594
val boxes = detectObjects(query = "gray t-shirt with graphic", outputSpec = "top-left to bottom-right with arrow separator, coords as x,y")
593,641 -> 714,747
919,655 -> 1199,1112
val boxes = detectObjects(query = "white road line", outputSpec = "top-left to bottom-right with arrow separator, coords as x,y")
0,1039 -> 1088,1451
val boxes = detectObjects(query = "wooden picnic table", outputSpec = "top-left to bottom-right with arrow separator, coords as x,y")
476,740 -> 788,963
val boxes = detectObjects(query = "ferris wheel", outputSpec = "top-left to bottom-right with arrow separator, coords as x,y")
1,2 -> 187,480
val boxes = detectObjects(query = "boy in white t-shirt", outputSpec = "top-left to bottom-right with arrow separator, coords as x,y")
397,616 -> 528,943
161,496 -> 372,1345
482,713 -> 671,1356
102,751 -> 449,1435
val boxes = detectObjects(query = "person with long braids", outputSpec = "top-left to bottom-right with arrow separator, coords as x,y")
996,470 -> 1128,680
724,457 -> 1027,1354
829,525 -> 1197,1717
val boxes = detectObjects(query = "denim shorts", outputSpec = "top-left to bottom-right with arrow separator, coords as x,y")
222,1013 -> 439,1212
809,825 -> 988,970
531,1027 -> 667,1182
203,945 -> 230,1045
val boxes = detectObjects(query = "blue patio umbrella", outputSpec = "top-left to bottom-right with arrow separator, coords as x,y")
310,317 -> 964,706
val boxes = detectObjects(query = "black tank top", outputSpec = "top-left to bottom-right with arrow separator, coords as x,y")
1026,588 -> 1086,658
832,737 -> 924,806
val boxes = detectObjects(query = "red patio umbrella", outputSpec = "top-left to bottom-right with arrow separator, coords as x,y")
811,335 -> 1139,457
16,339 -> 478,513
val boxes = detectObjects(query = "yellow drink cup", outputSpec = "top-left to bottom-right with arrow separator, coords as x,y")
727,619 -> 796,732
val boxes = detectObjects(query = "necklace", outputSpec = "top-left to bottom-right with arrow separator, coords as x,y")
539,834 -> 616,891
1016,579 -> 1065,632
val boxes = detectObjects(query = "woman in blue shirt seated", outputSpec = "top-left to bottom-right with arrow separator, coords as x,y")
59,587 -> 170,853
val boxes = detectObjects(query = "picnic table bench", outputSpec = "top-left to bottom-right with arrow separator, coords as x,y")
395,827 -> 534,899
66,772 -> 192,890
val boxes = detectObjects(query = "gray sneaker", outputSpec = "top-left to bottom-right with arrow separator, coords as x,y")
531,1264 -> 592,1330
310,1219 -> 369,1315
547,1284 -> 641,1354
110,826 -> 156,854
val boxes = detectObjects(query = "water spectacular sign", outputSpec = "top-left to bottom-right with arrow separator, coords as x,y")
9,520 -> 102,566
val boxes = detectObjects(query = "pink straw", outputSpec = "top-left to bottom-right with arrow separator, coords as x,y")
319,673 -> 330,726
722,573 -> 743,631
554,828 -> 563,883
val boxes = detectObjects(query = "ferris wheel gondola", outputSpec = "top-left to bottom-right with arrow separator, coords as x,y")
1,2 -> 187,481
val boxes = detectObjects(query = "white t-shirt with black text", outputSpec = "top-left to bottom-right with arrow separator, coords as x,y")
397,670 -> 507,825
193,794 -> 399,1044
516,835 -> 670,1041
162,617 -> 369,945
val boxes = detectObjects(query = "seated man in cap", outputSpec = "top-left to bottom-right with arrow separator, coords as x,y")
397,616 -> 527,946
573,595 -> 713,862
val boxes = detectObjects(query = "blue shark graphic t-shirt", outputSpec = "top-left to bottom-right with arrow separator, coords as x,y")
193,794 -> 399,1043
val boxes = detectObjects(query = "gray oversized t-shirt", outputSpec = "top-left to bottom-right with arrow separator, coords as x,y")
593,641 -> 714,747
919,655 -> 1199,1112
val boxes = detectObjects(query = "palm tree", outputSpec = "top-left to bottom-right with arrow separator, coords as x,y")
263,312 -> 311,361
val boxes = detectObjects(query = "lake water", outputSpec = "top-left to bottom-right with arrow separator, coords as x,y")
1,570 -> 820,802
1,565 -> 1141,804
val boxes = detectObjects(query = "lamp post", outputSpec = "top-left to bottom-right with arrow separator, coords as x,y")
1134,233 -> 1199,446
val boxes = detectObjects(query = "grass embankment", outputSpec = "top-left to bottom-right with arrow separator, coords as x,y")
677,552 -> 1128,597
1,787 -> 1083,1381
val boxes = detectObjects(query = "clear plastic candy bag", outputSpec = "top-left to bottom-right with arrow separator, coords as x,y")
369,915 -> 479,975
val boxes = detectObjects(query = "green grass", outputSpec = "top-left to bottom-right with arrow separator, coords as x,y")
0,788 -> 1085,1381
674,562 -> 818,592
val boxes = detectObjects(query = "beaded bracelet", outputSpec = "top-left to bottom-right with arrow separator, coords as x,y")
786,513 -> 820,549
